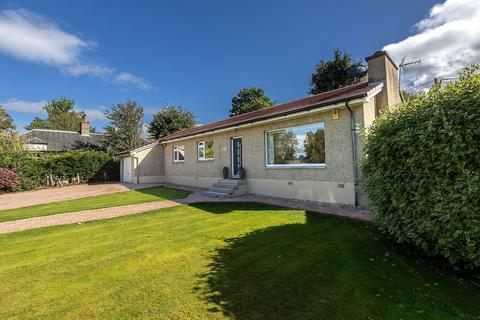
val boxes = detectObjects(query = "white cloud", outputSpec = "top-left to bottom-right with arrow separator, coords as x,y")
0,9 -> 90,66
383,0 -> 480,89
0,8 -> 153,88
2,98 -> 46,113
64,63 -> 114,77
77,108 -> 106,121
115,72 -> 154,91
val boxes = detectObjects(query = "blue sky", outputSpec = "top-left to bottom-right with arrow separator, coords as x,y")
1,0 -> 478,132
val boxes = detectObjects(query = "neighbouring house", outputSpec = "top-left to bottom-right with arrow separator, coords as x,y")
118,51 -> 402,207
22,115 -> 105,152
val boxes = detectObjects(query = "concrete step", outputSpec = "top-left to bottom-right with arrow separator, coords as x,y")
212,183 -> 238,190
208,186 -> 235,194
203,191 -> 231,198
217,179 -> 245,185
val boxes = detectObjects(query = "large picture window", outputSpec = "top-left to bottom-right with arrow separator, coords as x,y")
173,145 -> 185,162
198,140 -> 214,160
265,122 -> 325,167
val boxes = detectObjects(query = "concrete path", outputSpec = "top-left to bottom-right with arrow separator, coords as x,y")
0,183 -> 161,211
0,199 -> 180,234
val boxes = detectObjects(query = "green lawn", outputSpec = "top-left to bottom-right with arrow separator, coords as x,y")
0,202 -> 479,319
0,186 -> 190,222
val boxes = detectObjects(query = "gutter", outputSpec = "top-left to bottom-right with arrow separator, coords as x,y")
345,101 -> 358,207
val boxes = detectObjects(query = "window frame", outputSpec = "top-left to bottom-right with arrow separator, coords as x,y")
173,145 -> 185,163
264,122 -> 326,169
197,140 -> 214,161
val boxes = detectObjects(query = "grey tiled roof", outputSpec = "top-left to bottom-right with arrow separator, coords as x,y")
22,129 -> 105,151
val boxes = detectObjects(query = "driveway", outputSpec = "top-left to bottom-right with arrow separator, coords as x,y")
0,183 -> 160,211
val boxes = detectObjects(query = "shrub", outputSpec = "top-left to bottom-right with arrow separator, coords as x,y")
362,65 -> 480,268
0,168 -> 20,190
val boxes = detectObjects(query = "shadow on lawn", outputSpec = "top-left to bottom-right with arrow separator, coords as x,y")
194,210 -> 480,320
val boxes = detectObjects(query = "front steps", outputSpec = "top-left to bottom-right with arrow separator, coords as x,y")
204,179 -> 247,198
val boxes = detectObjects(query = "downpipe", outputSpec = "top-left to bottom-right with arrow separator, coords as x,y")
345,101 -> 358,207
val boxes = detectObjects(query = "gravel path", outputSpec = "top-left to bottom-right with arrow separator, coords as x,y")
0,183 -> 161,211
0,185 -> 374,235
0,199 -> 180,234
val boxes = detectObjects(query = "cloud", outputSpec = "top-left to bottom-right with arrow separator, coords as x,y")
383,0 -> 480,89
64,64 -> 114,77
78,108 -> 107,121
0,8 -> 153,88
115,72 -> 154,91
1,98 -> 46,113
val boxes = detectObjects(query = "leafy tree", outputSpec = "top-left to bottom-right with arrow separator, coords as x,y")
103,100 -> 144,153
229,87 -> 275,117
149,106 -> 195,139
26,97 -> 84,131
304,129 -> 325,163
272,130 -> 298,164
0,131 -> 29,169
25,117 -> 48,130
0,105 -> 15,131
309,48 -> 364,95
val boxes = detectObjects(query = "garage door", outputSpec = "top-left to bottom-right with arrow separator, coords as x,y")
123,157 -> 132,183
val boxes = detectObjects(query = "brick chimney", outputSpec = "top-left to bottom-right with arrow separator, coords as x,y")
80,114 -> 90,136
365,51 -> 402,112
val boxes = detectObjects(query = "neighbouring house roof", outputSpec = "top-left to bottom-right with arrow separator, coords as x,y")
159,81 -> 380,142
22,129 -> 105,152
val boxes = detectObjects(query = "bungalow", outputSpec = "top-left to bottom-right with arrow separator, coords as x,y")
118,51 -> 402,207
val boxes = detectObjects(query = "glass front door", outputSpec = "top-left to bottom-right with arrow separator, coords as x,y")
231,137 -> 242,178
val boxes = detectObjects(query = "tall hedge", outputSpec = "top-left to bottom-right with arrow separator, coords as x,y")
362,65 -> 480,268
1,150 -> 119,191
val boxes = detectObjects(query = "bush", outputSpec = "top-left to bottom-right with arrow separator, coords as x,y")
0,168 -> 20,190
362,65 -> 480,268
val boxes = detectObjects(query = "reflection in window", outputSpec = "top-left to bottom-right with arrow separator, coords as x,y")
266,122 -> 325,166
173,145 -> 185,162
198,140 -> 214,160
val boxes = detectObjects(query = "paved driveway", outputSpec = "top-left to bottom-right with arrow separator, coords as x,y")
0,183 -> 160,211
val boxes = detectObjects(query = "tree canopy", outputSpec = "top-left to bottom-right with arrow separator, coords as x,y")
103,100 -> 144,153
0,106 -> 15,131
148,106 -> 195,139
25,97 -> 84,131
309,48 -> 364,95
229,87 -> 275,117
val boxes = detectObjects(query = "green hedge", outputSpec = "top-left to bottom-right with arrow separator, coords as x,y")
362,65 -> 480,268
4,151 -> 119,191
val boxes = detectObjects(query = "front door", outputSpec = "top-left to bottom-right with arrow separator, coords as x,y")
231,137 -> 242,178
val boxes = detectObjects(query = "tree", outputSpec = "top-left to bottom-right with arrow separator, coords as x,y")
309,48 -> 364,95
304,129 -> 325,163
103,100 -> 144,153
0,106 -> 15,131
149,106 -> 195,139
25,117 -> 48,130
26,97 -> 84,131
272,130 -> 298,164
229,87 -> 275,117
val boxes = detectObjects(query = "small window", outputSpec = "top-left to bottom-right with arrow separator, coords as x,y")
198,140 -> 214,160
265,122 -> 325,167
173,145 -> 185,162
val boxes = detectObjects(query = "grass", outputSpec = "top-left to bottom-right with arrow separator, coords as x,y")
0,202 -> 479,319
0,186 -> 190,222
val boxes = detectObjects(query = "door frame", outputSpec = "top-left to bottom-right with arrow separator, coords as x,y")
230,136 -> 242,179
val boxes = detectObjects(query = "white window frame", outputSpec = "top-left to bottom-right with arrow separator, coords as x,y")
197,140 -> 214,161
173,145 -> 185,163
264,122 -> 326,169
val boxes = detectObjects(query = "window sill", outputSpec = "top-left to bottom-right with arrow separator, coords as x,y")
264,164 -> 326,169
197,158 -> 214,162
173,161 -> 185,164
